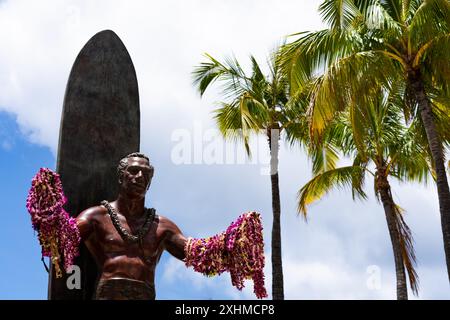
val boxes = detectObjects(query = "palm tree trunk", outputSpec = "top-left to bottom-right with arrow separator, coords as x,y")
376,170 -> 408,300
268,127 -> 284,300
408,70 -> 450,282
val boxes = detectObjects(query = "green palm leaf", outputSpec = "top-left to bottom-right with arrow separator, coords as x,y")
298,165 -> 367,218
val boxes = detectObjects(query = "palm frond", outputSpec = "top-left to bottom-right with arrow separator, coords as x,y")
319,0 -> 362,29
402,0 -> 412,23
418,33 -> 450,98
192,53 -> 250,99
351,151 -> 370,200
355,0 -> 403,32
324,113 -> 356,154
379,0 -> 403,23
389,117 -> 432,184
310,143 -> 340,175
283,115 -> 310,148
278,28 -> 361,94
195,48 -> 311,158
431,100 -> 450,147
213,100 -> 264,158
213,102 -> 244,134
297,165 -> 367,218
282,80 -> 314,148
250,55 -> 265,84
409,0 -> 450,48
309,50 -> 400,138
348,96 -> 369,156
393,204 -> 419,295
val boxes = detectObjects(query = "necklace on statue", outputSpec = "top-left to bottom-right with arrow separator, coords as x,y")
101,200 -> 155,244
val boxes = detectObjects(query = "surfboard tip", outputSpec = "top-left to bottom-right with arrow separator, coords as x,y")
92,29 -> 120,40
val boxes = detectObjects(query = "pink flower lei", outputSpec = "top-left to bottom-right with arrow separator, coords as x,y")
26,168 -> 80,277
184,212 -> 268,299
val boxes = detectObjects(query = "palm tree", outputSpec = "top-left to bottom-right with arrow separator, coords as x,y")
192,51 -> 310,300
299,90 -> 431,299
279,0 -> 450,281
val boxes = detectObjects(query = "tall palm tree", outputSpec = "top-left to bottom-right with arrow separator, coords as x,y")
299,90 -> 431,299
279,0 -> 450,281
192,52 -> 310,300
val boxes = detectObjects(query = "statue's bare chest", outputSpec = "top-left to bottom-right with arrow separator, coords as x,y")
93,213 -> 166,260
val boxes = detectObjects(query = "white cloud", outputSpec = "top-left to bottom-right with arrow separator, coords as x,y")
283,261 -> 396,299
0,0 -> 325,153
159,255 -> 258,300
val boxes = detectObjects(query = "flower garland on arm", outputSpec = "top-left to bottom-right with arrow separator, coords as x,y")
184,212 -> 267,299
26,168 -> 81,278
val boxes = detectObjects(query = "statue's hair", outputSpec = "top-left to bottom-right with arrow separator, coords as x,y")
117,152 -> 153,180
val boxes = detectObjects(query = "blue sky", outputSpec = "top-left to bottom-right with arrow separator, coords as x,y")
0,0 -> 449,300
0,111 -> 53,299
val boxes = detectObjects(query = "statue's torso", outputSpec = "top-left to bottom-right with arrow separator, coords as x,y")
81,205 -> 166,287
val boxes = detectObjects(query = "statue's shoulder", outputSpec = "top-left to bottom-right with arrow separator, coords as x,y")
76,205 -> 107,221
156,214 -> 171,225
156,214 -> 181,233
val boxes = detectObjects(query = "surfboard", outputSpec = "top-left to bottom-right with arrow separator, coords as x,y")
48,30 -> 140,299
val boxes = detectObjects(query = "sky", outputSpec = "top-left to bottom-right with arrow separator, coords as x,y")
0,0 -> 449,300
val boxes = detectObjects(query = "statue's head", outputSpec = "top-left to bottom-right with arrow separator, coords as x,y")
117,152 -> 154,199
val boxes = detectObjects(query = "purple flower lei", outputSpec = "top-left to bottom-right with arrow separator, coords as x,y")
26,168 -> 80,277
184,212 -> 268,299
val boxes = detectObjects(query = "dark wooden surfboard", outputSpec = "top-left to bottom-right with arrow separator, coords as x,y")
48,30 -> 140,300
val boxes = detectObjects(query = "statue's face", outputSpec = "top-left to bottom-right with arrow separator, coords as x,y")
119,157 -> 154,199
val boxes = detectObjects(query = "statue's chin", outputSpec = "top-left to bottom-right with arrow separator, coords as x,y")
129,192 -> 146,200
119,189 -> 146,200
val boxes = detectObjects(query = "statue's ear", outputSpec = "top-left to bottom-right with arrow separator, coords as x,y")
147,170 -> 154,190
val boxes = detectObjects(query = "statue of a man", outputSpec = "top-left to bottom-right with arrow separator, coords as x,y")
76,152 -> 187,300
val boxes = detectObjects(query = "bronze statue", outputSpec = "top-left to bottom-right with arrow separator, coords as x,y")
76,152 -> 187,300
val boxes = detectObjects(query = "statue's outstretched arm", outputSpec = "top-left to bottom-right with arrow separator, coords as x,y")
161,216 -> 188,261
